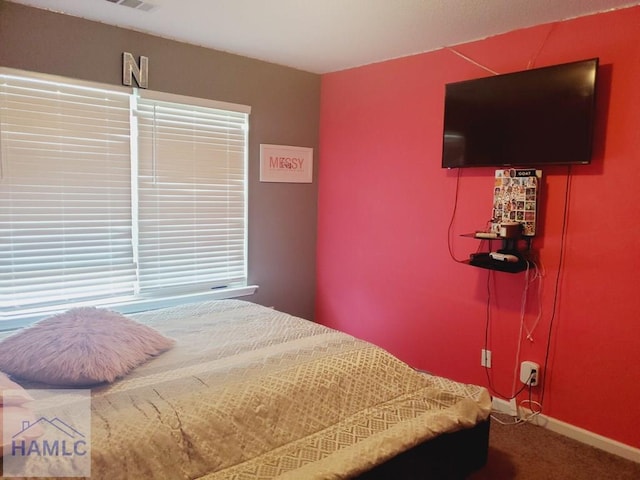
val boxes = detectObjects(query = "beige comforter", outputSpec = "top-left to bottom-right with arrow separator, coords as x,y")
10,300 -> 492,479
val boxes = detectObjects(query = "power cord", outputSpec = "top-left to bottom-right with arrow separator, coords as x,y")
523,258 -> 545,341
484,363 -> 533,402
490,373 -> 543,425
447,165 -> 568,422
483,258 -> 546,425
539,165 -> 572,407
509,257 -> 545,396
446,167 -> 468,264
483,266 -> 542,400
490,166 -> 572,425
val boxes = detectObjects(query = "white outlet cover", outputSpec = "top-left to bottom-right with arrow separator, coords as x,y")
481,349 -> 492,368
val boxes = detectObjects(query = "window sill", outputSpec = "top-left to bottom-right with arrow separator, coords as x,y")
0,285 -> 259,332
113,285 -> 259,315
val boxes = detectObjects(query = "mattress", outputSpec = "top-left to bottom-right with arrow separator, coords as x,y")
3,300 -> 491,479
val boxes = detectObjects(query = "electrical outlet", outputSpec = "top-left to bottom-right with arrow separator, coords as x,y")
481,349 -> 492,368
520,361 -> 540,386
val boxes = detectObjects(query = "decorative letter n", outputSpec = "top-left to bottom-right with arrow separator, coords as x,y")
122,52 -> 149,88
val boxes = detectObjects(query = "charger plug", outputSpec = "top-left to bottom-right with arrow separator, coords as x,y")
520,361 -> 539,386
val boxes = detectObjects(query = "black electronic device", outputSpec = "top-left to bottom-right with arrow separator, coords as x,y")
442,58 -> 599,168
468,251 -> 528,273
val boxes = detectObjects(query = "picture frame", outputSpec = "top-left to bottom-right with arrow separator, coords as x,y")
259,144 -> 313,183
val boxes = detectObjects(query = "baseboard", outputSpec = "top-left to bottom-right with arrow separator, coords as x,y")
491,398 -> 640,463
492,397 -> 517,416
531,414 -> 640,464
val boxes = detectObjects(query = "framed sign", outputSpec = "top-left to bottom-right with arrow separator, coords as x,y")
260,144 -> 313,183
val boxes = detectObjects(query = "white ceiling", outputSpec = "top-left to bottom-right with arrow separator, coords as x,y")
9,0 -> 640,73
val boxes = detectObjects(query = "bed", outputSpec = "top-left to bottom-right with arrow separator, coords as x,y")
0,299 -> 491,479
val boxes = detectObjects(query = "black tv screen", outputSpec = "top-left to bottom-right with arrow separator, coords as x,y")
442,58 -> 599,168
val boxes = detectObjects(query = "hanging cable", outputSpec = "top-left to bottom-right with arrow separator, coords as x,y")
446,48 -> 499,75
446,168 -> 469,263
539,166 -> 572,407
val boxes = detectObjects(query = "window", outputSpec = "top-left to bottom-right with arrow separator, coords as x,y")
135,91 -> 249,296
0,69 -> 251,322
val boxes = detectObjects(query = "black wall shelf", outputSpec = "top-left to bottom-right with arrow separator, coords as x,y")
462,233 -> 532,274
466,252 -> 529,273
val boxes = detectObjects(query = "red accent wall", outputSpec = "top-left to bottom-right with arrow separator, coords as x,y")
316,7 -> 640,448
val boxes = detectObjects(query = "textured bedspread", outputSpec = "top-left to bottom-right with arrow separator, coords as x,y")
9,300 -> 492,479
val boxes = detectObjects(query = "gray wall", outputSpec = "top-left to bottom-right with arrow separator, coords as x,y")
0,2 -> 320,320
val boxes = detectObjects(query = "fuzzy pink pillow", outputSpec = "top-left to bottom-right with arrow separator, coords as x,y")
0,307 -> 174,386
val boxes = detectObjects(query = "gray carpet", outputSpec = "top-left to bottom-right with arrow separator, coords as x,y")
468,414 -> 640,479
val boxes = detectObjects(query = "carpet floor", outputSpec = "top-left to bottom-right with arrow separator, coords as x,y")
467,414 -> 640,479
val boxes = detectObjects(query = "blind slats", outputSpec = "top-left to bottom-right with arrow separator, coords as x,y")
1,74 -> 135,313
135,98 -> 248,294
1,70 -> 249,319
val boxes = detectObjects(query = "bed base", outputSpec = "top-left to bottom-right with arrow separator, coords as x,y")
356,418 -> 490,479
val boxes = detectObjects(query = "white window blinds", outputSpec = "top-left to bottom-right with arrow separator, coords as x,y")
135,92 -> 249,295
0,70 -> 250,321
0,73 -> 135,315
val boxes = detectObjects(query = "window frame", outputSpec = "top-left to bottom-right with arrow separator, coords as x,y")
0,68 -> 256,328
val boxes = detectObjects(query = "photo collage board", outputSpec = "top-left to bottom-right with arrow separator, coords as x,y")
490,169 -> 542,237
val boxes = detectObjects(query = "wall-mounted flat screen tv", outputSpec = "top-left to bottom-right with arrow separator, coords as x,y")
442,58 -> 599,168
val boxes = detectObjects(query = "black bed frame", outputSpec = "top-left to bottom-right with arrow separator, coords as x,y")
0,420 -> 489,479
356,418 -> 490,480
